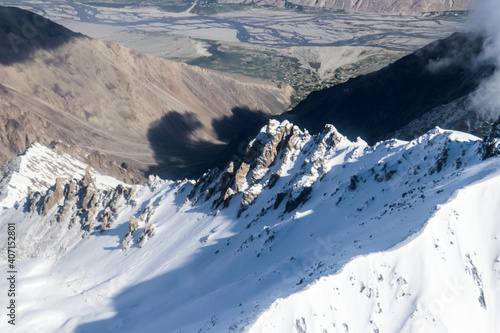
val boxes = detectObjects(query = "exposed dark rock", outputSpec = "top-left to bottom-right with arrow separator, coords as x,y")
349,176 -> 358,190
285,187 -> 313,213
274,192 -> 288,210
26,191 -> 42,213
268,173 -> 280,189
481,118 -> 500,160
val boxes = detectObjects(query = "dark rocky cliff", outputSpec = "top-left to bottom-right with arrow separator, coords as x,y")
282,32 -> 495,145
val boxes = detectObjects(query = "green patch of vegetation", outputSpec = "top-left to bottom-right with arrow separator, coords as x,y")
191,3 -> 247,15
283,1 -> 345,15
423,10 -> 469,18
187,41 -> 322,107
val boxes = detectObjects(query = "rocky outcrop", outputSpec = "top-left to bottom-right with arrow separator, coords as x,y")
235,163 -> 250,193
187,120 -> 348,215
40,178 -> 66,215
129,216 -> 139,233
27,167 -> 132,233
138,224 -> 156,248
284,187 -> 312,213
249,121 -> 293,185
18,160 -> 161,250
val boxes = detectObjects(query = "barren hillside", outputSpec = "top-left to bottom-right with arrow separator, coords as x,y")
0,6 -> 293,179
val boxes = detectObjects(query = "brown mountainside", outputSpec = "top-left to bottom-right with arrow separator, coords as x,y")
217,0 -> 470,15
0,6 -> 292,180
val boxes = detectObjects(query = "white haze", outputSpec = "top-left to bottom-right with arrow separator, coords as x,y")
467,0 -> 500,119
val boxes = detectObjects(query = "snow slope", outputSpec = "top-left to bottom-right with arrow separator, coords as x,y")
251,167 -> 500,333
0,121 -> 499,332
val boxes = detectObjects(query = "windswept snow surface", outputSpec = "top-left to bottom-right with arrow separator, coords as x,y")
1,122 -> 500,332
251,171 -> 500,333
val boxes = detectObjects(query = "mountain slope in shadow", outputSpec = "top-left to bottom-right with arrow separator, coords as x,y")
282,32 -> 496,145
0,6 -> 80,65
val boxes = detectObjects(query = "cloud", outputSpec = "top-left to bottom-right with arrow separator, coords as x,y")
467,0 -> 500,119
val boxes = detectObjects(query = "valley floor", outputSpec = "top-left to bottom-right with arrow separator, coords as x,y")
0,0 -> 466,103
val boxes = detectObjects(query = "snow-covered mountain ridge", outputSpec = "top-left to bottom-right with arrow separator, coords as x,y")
1,120 -> 500,332
0,142 -> 123,210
